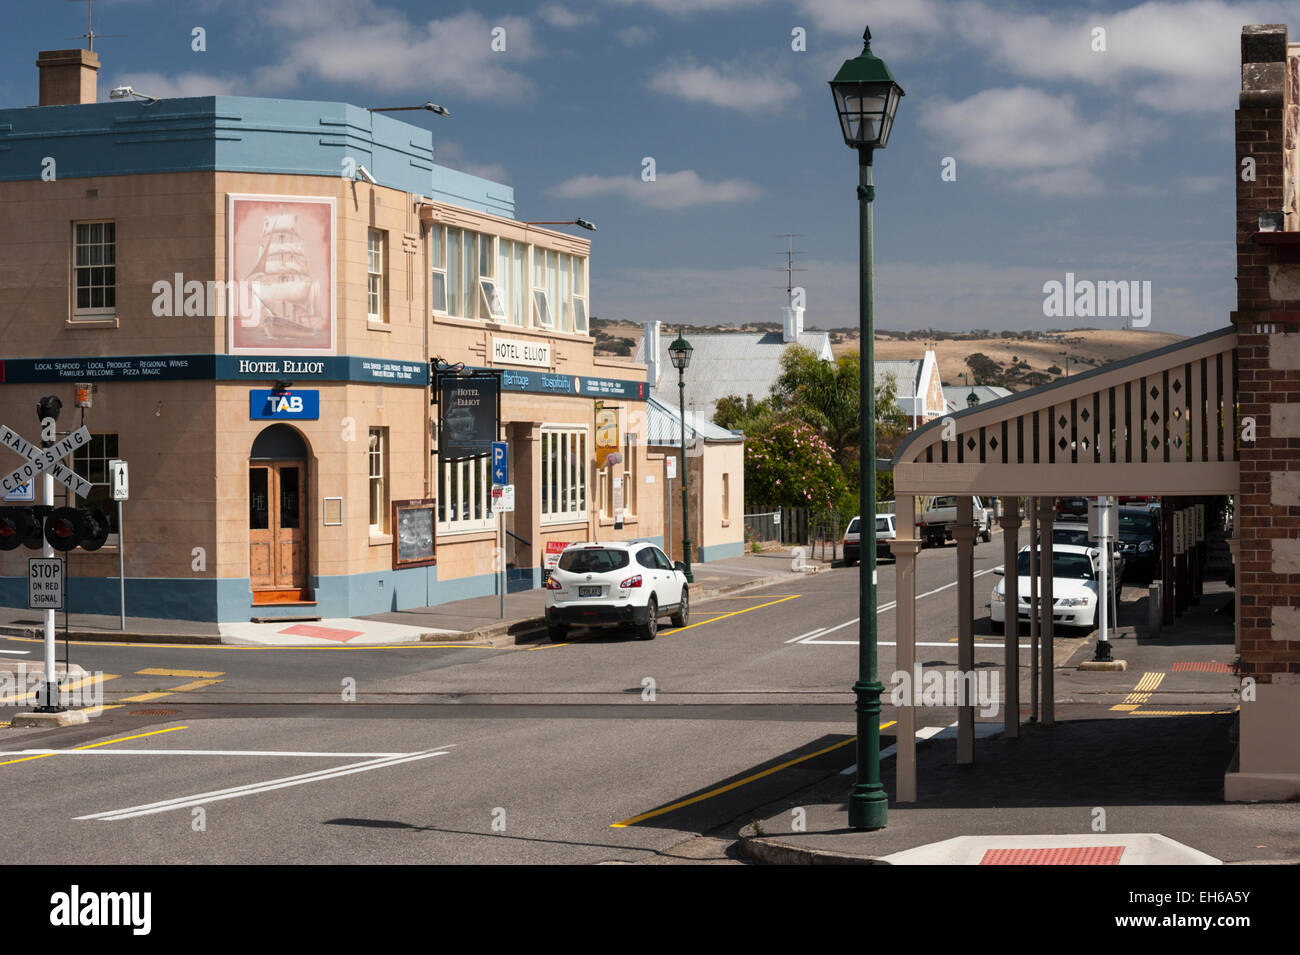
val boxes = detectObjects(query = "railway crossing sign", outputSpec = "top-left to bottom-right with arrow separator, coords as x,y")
0,425 -> 93,499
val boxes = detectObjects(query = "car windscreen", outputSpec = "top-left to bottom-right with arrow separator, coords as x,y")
930,496 -> 957,509
1053,527 -> 1091,546
558,549 -> 630,573
1118,512 -> 1156,537
1016,551 -> 1095,580
846,518 -> 860,534
875,517 -> 891,533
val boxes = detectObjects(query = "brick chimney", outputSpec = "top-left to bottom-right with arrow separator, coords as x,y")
1227,24 -> 1300,801
36,49 -> 100,106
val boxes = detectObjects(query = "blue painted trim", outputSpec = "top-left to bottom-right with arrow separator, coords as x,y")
698,541 -> 745,562
0,96 -> 515,217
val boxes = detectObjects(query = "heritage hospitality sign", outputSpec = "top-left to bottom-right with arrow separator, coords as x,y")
439,377 -> 499,458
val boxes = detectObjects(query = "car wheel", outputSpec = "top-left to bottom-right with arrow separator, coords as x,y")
547,624 -> 569,643
670,588 -> 689,628
982,526 -> 992,543
637,598 -> 658,640
990,619 -> 1004,635
844,555 -> 857,567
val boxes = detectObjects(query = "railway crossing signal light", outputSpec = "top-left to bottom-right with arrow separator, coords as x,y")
0,506 -> 111,552
43,506 -> 110,552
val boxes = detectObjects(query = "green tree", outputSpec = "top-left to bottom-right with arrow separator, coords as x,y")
745,419 -> 847,512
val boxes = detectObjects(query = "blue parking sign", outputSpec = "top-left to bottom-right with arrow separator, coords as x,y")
492,441 -> 508,485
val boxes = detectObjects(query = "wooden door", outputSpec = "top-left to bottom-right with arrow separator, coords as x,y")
250,461 -> 307,593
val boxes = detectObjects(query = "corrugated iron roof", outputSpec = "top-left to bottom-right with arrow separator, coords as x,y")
645,394 -> 744,445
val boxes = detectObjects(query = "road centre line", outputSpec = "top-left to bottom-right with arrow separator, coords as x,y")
0,726 -> 187,767
0,635 -> 500,652
0,672 -> 119,705
76,748 -> 452,821
610,722 -> 896,829
7,748 -> 411,758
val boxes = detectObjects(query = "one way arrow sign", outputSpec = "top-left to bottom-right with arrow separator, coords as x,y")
0,425 -> 94,500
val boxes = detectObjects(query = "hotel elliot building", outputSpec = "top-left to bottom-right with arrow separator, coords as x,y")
0,49 -> 666,623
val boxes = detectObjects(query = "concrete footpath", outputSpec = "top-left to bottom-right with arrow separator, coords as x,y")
737,586 -> 1300,865
0,549 -> 817,648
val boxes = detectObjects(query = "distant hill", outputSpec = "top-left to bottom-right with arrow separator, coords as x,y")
590,318 -> 1185,391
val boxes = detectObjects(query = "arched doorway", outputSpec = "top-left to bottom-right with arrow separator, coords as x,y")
249,424 -> 310,601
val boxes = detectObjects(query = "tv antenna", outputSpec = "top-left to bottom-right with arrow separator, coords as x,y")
67,0 -> 125,51
773,233 -> 807,306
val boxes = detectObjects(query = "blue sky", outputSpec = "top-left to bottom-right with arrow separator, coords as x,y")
2,0 -> 1287,334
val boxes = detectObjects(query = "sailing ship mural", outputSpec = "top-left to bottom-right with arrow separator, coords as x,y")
227,195 -> 336,355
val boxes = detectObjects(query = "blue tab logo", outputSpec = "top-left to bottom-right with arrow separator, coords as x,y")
250,389 -> 320,420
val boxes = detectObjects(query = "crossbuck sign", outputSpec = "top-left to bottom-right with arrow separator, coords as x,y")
0,425 -> 94,499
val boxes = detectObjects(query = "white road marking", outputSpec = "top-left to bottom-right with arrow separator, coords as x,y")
5,749 -> 410,758
792,566 -> 1001,645
807,640 -> 1035,648
0,649 -> 31,655
75,748 -> 451,821
842,722 -> 1002,774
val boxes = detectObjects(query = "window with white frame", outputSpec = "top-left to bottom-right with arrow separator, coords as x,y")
572,256 -> 588,334
541,427 -> 587,523
496,238 -> 526,326
437,454 -> 494,532
73,221 -> 116,318
369,428 -> 389,534
432,225 -> 504,321
367,229 -> 386,322
532,247 -> 552,328
599,428 -> 637,518
71,432 -> 120,542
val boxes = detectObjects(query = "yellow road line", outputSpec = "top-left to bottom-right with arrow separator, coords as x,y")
118,677 -> 222,703
1111,671 -> 1165,711
0,672 -> 120,706
611,722 -> 895,828
661,594 -> 800,637
134,667 -> 223,679
0,635 -> 499,652
1129,709 -> 1235,716
707,594 -> 799,600
0,725 -> 187,767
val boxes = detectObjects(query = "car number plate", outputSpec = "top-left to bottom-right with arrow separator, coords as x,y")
579,586 -> 602,597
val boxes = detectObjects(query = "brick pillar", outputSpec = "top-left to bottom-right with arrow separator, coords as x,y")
1226,24 -> 1300,800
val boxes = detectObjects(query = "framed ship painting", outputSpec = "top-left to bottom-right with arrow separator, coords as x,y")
227,194 -> 337,355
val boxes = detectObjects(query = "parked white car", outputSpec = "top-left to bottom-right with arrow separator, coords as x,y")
920,495 -> 993,547
544,540 -> 689,641
989,544 -> 1118,634
843,514 -> 896,566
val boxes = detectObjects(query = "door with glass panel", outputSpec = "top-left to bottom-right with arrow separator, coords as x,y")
249,462 -> 307,592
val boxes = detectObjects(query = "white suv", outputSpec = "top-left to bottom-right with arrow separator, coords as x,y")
544,541 -> 689,641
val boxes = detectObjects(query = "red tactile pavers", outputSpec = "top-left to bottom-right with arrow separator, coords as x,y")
979,846 -> 1125,865
277,623 -> 364,642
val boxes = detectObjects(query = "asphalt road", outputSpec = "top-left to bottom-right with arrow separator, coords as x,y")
0,527 -> 1238,864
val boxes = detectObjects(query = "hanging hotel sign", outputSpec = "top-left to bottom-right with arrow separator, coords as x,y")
491,337 -> 551,368
440,377 -> 499,458
249,389 -> 321,420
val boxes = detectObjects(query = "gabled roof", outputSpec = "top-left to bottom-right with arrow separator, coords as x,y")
637,330 -> 833,416
645,394 -> 744,445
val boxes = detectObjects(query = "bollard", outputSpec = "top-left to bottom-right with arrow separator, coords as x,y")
1147,584 -> 1161,635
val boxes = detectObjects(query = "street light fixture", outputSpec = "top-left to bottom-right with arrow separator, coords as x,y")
524,219 -> 597,232
830,24 -> 904,832
369,101 -> 450,117
668,329 -> 694,584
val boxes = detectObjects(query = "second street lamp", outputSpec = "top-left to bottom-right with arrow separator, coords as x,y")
830,25 -> 904,832
668,330 -> 694,583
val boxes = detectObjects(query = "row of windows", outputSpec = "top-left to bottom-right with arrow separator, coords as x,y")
430,224 -> 588,334
66,218 -> 587,335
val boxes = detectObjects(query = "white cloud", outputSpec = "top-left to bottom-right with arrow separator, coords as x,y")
548,169 -> 761,209
252,0 -> 538,101
953,0 -> 1281,113
617,25 -> 656,45
921,87 -> 1118,171
106,71 -> 239,99
794,0 -> 946,36
538,3 -> 594,28
604,0 -> 771,15
435,141 -> 510,184
648,59 -> 799,113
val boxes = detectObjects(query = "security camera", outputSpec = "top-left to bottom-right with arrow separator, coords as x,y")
356,165 -> 377,184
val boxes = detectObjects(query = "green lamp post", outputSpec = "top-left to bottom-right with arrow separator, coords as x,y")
830,25 -> 904,832
668,329 -> 694,583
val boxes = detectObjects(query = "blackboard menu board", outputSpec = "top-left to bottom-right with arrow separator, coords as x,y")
392,499 -> 436,569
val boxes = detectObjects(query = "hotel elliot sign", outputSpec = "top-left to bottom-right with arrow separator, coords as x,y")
490,337 -> 551,369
